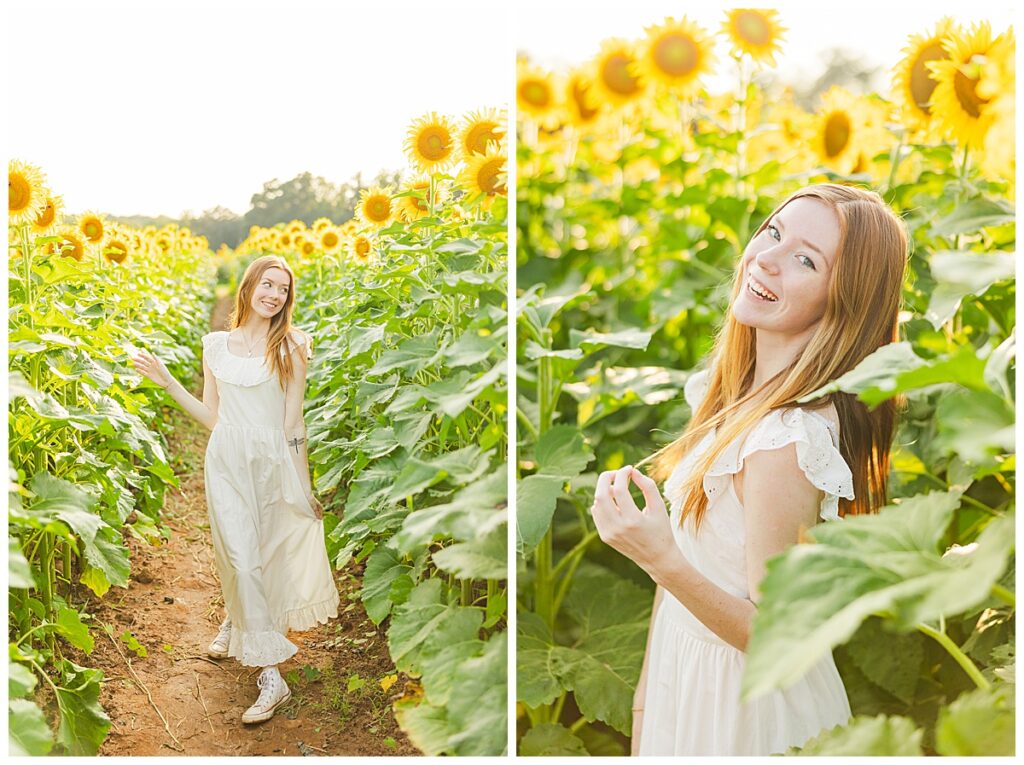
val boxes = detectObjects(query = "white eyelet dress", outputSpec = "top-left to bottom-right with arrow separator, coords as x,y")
201,330 -> 339,667
638,369 -> 854,755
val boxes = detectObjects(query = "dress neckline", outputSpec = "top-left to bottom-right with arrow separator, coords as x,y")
223,330 -> 267,361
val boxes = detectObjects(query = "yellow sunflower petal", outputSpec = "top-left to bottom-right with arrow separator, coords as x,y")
721,8 -> 786,66
590,38 -> 645,107
356,185 -> 395,228
459,107 -> 507,158
639,17 -> 715,94
404,112 -> 458,174
9,160 -> 49,226
459,144 -> 507,199
892,17 -> 958,133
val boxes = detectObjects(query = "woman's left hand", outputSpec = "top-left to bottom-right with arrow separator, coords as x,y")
591,466 -> 679,578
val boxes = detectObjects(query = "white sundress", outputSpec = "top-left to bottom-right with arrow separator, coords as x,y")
201,329 -> 339,667
638,369 -> 854,756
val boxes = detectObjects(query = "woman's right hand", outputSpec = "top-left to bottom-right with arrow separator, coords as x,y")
130,349 -> 173,390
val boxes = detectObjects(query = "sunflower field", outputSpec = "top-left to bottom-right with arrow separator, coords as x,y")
235,107 -> 509,756
516,11 -> 1014,757
9,164 -> 216,755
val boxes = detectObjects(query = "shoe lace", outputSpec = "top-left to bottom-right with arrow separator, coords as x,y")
254,672 -> 278,705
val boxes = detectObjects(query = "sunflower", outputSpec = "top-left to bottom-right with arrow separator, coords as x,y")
31,193 -> 63,235
459,107 -> 506,157
721,9 -> 786,66
928,22 -> 1012,149
279,231 -> 292,248
357,186 -> 395,227
301,239 -> 316,257
103,225 -> 131,264
811,87 -> 872,174
312,217 -> 333,232
976,29 -> 1016,181
639,17 -> 715,95
459,144 -> 507,199
319,225 -> 342,253
404,112 -> 457,173
517,57 -> 559,122
77,211 -> 106,244
396,177 -> 433,222
351,234 -> 373,262
9,160 -> 49,226
51,226 -> 87,261
286,219 -> 306,234
563,68 -> 601,127
893,18 -> 957,132
591,39 -> 644,107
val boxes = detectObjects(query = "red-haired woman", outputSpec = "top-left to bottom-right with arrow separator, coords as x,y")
589,185 -> 907,755
132,255 -> 339,724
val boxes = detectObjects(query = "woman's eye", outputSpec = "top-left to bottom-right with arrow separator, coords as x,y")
766,224 -> 781,241
798,254 -> 816,270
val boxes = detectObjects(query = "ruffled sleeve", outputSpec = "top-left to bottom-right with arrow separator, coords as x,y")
703,407 -> 854,522
684,368 -> 710,411
282,329 -> 312,362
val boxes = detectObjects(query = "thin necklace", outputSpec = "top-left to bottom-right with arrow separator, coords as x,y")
239,327 -> 267,357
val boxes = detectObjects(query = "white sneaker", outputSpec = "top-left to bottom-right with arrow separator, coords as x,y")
242,668 -> 291,724
207,618 -> 231,658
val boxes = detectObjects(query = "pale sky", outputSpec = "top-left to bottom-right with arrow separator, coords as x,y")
7,0 -> 512,217
515,1 -> 1015,97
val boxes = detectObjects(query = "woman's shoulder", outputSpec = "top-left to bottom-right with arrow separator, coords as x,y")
201,330 -> 228,350
282,327 -> 313,359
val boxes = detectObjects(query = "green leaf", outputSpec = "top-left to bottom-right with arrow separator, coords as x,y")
935,389 -> 1015,464
56,606 -> 94,654
534,425 -> 593,478
394,468 -> 506,553
519,723 -> 589,756
742,494 -> 1014,701
799,343 -> 923,403
925,250 -> 1015,328
569,328 -> 653,353
368,330 -> 444,377
8,538 -> 35,589
388,444 -> 490,501
547,567 -> 652,734
517,611 -> 561,709
54,662 -> 111,755
8,662 -> 38,699
841,617 -> 924,705
515,475 -> 564,555
432,523 -> 507,580
983,330 -> 1015,401
790,714 -> 923,755
394,698 -> 450,756
418,609 -> 484,707
445,632 -> 508,755
361,545 -> 412,625
9,698 -> 54,756
934,683 -> 1014,756
929,198 -> 1015,237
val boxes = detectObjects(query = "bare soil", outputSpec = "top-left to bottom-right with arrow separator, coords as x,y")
82,294 -> 419,756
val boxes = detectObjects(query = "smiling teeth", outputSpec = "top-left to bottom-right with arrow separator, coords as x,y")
748,277 -> 778,302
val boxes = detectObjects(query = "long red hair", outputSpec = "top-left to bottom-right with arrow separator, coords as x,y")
647,184 -> 908,530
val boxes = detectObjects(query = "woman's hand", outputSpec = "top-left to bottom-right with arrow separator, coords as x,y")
591,466 -> 680,579
306,491 -> 324,520
130,349 -> 173,390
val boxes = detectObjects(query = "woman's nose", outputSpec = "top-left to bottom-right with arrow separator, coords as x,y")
754,244 -> 782,274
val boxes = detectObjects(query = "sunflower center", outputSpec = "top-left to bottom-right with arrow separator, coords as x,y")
824,112 -> 851,158
601,53 -> 641,96
476,159 -> 506,195
9,173 -> 31,213
734,11 -> 771,46
323,232 -> 339,248
953,56 -> 989,119
466,122 -> 500,154
36,202 -> 56,227
417,128 -> 452,161
355,238 -> 370,257
909,42 -> 947,113
82,219 -> 103,242
653,34 -> 699,77
367,196 -> 391,221
106,241 -> 128,263
303,241 -> 315,255
520,80 -> 552,109
411,184 -> 430,211
570,80 -> 598,121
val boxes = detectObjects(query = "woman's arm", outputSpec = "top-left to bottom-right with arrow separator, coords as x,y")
283,337 -> 322,518
591,452 -> 819,652
131,349 -> 218,431
631,585 -> 663,756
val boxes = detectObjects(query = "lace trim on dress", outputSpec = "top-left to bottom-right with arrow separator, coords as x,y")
273,593 -> 340,634
672,369 -> 854,521
229,628 -> 299,668
201,331 -> 274,387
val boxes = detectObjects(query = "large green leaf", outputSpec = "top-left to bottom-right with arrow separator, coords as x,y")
368,330 -> 444,377
9,698 -> 54,756
534,424 -> 593,478
517,611 -> 561,708
8,538 -> 35,589
446,632 -> 508,755
388,444 -> 491,501
934,683 -> 1015,756
393,698 -> 450,756
519,723 -> 589,756
934,389 -> 1015,464
394,468 -> 506,552
789,714 -> 923,755
54,662 -> 111,755
929,199 -> 1015,237
569,327 -> 653,353
8,662 -> 37,699
361,545 -> 411,624
516,475 -> 564,555
924,249 -> 1016,329
742,494 -> 1014,701
431,523 -> 507,580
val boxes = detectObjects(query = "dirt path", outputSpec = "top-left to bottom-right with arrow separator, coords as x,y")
83,293 -> 418,756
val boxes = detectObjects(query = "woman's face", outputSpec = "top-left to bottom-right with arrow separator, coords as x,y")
251,266 -> 291,318
731,197 -> 840,340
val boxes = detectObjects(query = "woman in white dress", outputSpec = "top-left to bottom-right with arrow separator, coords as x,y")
131,255 -> 340,724
589,184 -> 908,755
